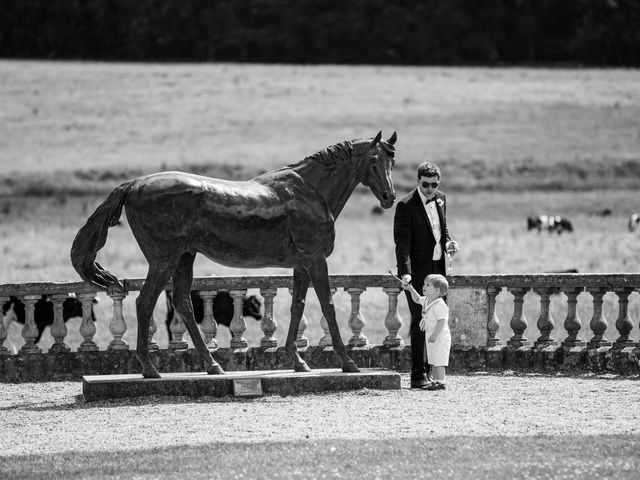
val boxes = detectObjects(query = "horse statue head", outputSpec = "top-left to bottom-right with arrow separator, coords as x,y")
355,131 -> 397,209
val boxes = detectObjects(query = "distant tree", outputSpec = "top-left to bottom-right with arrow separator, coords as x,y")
573,0 -> 640,66
1,0 -> 639,66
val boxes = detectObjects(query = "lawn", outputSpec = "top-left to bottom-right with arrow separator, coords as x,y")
3,435 -> 638,480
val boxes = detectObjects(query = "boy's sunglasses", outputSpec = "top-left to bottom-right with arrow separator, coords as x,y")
421,181 -> 439,188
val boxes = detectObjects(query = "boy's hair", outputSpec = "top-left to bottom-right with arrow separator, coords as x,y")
425,274 -> 448,296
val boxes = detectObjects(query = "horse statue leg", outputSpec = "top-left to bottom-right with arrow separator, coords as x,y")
286,267 -> 312,372
136,262 -> 177,378
308,259 -> 360,373
171,253 -> 224,375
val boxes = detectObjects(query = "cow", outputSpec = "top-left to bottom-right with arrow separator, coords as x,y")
629,213 -> 640,232
591,208 -> 612,217
527,215 -> 573,234
554,217 -> 573,234
2,295 -> 98,349
164,291 -> 263,341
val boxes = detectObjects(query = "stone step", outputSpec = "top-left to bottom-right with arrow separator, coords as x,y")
82,368 -> 401,401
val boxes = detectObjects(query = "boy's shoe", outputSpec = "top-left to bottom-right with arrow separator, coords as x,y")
423,382 -> 446,391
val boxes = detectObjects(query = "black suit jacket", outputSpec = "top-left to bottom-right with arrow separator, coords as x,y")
393,189 -> 451,285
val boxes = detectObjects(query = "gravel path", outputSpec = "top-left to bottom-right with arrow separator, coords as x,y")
1,373 -> 639,458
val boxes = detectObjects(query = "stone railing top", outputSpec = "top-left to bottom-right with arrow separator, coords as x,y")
0,275 -> 402,296
449,273 -> 640,290
0,273 -> 639,297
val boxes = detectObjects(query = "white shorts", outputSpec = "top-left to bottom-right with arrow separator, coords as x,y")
426,332 -> 451,367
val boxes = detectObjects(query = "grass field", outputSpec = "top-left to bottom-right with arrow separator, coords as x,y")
3,434 -> 638,480
1,61 -> 639,350
2,61 -> 640,193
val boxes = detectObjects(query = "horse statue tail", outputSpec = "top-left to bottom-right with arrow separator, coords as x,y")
70,181 -> 134,290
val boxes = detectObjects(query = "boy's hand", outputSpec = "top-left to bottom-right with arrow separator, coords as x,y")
401,274 -> 411,289
427,334 -> 437,343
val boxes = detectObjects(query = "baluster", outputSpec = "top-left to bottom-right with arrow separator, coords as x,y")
561,288 -> 585,348
49,294 -> 70,353
507,287 -> 529,347
77,293 -> 99,352
148,314 -> 159,351
20,295 -> 41,354
587,287 -> 611,347
0,295 -> 10,355
168,290 -> 188,350
486,286 -> 501,347
346,287 -> 368,347
289,288 -> 309,349
319,288 -> 336,348
199,291 -> 218,350
534,287 -> 557,347
614,288 -> 634,347
260,288 -> 278,348
383,286 -> 404,347
108,290 -> 129,350
296,313 -> 309,348
230,289 -> 248,349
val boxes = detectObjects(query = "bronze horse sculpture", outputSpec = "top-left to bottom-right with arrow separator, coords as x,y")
71,131 -> 397,378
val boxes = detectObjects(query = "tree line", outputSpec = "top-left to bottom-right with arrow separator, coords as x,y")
1,0 -> 639,66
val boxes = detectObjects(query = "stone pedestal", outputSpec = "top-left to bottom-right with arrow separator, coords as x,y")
485,345 -> 506,369
82,368 -> 402,401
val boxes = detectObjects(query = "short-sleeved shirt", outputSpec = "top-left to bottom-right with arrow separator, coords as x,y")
419,297 -> 451,366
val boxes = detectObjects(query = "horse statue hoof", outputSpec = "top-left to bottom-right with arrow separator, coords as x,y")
207,364 -> 225,375
342,361 -> 360,373
294,362 -> 311,373
141,368 -> 162,379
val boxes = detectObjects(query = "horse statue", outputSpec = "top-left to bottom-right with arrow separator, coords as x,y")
71,131 -> 397,378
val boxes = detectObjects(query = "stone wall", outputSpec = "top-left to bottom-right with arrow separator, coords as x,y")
2,343 -> 639,382
2,273 -> 639,381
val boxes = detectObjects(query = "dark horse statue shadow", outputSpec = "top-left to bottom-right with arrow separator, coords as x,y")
71,131 -> 397,378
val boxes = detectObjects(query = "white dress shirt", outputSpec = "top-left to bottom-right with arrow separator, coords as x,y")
417,189 -> 442,261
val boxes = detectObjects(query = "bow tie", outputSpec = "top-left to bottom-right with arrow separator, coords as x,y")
425,197 -> 436,205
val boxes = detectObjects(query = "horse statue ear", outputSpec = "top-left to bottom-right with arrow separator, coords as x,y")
387,131 -> 397,145
370,131 -> 382,146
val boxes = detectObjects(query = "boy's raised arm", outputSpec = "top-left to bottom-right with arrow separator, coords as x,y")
404,284 -> 421,304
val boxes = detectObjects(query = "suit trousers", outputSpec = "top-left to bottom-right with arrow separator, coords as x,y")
405,260 -> 445,380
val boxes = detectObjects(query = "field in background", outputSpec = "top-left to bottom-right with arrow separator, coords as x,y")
1,61 -> 639,350
2,61 -> 640,194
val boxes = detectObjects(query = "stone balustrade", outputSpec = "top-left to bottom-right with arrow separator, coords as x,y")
448,274 -> 640,373
1,274 -> 639,381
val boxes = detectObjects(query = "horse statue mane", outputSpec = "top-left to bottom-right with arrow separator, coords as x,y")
297,141 -> 352,166
289,137 -> 394,170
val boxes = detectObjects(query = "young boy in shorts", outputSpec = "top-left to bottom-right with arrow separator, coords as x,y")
403,274 -> 451,390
